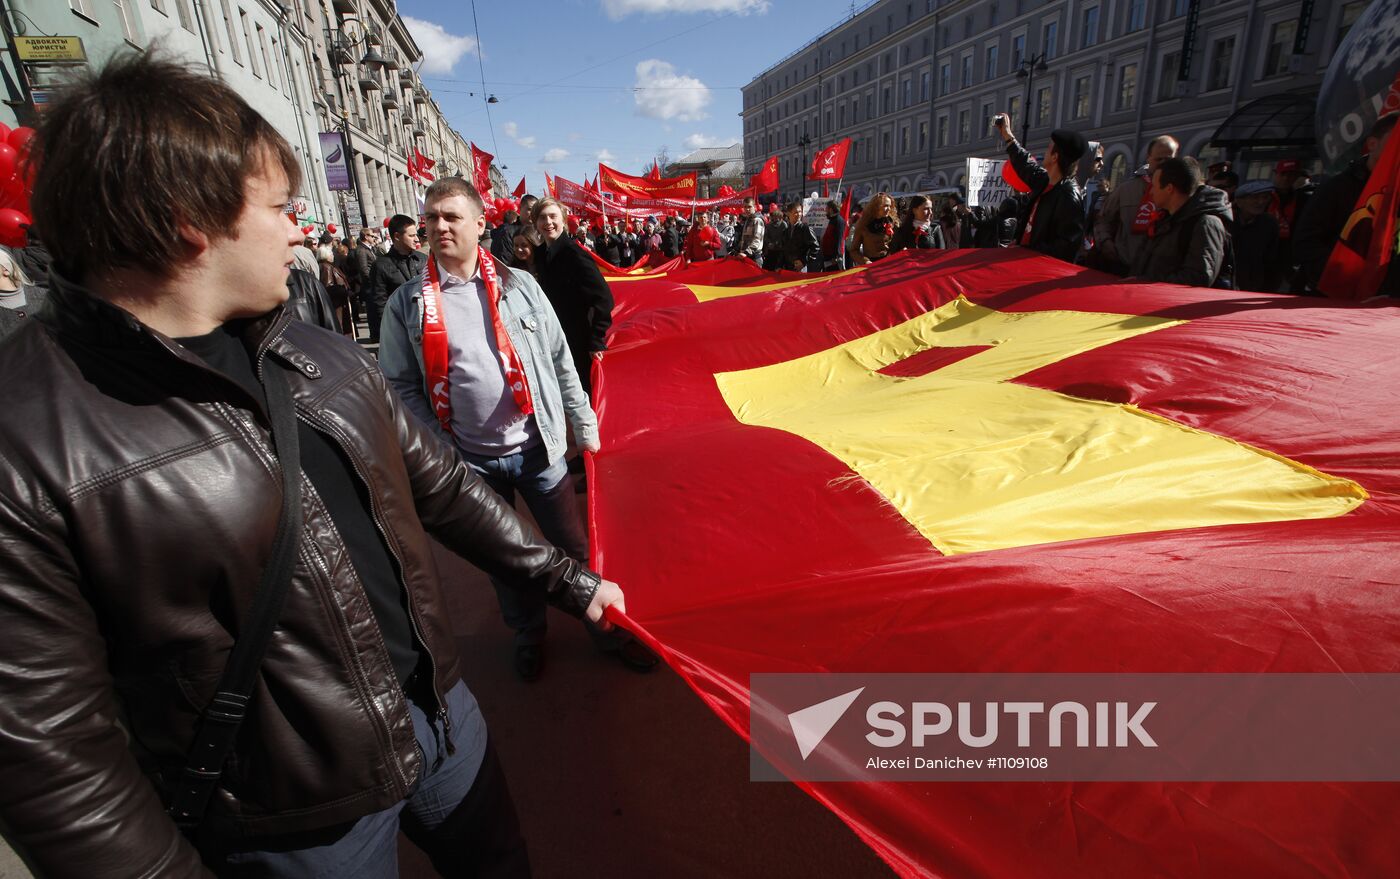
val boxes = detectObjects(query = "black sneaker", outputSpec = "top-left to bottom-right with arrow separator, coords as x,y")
514,644 -> 543,682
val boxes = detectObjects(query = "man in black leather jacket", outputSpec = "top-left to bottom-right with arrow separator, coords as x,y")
0,52 -> 627,878
994,113 -> 1086,263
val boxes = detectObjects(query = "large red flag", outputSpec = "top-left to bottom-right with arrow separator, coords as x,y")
808,138 -> 852,180
750,155 -> 779,193
1317,111 -> 1400,299
512,176 -> 527,198
469,142 -> 493,198
598,162 -> 698,200
592,250 -> 1400,878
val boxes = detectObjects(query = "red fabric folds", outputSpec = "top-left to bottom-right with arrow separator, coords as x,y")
591,248 -> 1400,878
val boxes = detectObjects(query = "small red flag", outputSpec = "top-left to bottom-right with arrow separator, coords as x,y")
807,139 -> 852,181
648,160 -> 661,181
512,176 -> 527,198
751,156 -> 779,193
470,142 -> 494,198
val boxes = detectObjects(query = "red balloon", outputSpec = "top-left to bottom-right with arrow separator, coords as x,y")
0,143 -> 16,182
327,223 -> 337,234
0,207 -> 30,248
7,127 -> 34,154
0,123 -> 10,143
1001,160 -> 1032,193
382,217 -> 390,227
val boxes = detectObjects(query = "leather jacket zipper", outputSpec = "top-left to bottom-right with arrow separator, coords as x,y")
294,406 -> 452,754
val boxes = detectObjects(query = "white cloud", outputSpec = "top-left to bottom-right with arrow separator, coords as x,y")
633,59 -> 711,122
683,133 -> 737,150
402,17 -> 478,75
503,121 -> 536,150
541,148 -> 571,164
602,0 -> 768,20
597,149 -> 617,164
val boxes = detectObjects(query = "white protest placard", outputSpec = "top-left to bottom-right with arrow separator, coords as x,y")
802,194 -> 830,239
966,157 -> 1014,209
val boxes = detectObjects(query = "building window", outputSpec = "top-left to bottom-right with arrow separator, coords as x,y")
70,0 -> 96,16
901,45 -> 910,65
882,131 -> 892,159
990,1 -> 998,25
1008,95 -> 1022,125
1117,63 -> 1137,110
964,16 -> 973,40
268,35 -> 281,89
1337,1 -> 1366,48
867,93 -> 874,119
1264,20 -> 1297,77
1043,21 -> 1058,60
257,25 -> 275,87
1110,154 -> 1129,186
1037,85 -> 1052,125
221,0 -> 241,63
173,0 -> 193,31
241,11 -> 261,77
958,108 -> 970,143
918,120 -> 928,151
923,36 -> 931,56
1171,0 -> 1189,17
921,71 -> 930,101
1012,34 -> 1025,67
1208,36 -> 1235,91
839,103 -> 846,127
826,109 -> 833,131
900,125 -> 910,155
1072,75 -> 1090,119
113,0 -> 141,41
1081,7 -> 1099,49
1127,0 -> 1147,33
937,116 -> 949,147
985,44 -> 999,80
903,79 -> 911,107
961,55 -> 973,88
940,62 -> 951,94
883,87 -> 892,114
981,102 -> 994,138
1157,51 -> 1181,100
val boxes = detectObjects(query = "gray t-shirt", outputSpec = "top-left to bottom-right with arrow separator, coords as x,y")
438,266 -> 540,456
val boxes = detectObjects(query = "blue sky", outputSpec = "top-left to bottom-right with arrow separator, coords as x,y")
396,0 -> 857,191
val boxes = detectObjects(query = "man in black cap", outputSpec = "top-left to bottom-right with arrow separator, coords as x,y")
994,113 -> 1086,263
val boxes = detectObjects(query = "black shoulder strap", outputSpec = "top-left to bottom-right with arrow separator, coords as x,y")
168,359 -> 303,832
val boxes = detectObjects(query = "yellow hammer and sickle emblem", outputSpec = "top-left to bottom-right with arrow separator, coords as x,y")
711,297 -> 1365,555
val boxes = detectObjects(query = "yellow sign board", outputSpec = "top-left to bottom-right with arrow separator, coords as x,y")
15,37 -> 87,63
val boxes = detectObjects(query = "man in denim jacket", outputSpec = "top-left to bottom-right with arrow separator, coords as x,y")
380,178 -> 657,681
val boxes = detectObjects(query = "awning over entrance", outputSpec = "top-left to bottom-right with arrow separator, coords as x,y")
1209,90 -> 1318,155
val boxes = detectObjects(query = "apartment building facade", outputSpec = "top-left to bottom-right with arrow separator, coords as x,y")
742,0 -> 1364,204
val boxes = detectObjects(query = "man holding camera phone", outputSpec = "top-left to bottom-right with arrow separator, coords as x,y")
993,112 -> 1087,263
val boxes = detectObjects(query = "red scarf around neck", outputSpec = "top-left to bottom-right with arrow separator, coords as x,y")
420,250 -> 534,438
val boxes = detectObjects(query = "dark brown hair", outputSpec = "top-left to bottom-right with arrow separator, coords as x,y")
30,51 -> 301,282
1157,156 -> 1203,196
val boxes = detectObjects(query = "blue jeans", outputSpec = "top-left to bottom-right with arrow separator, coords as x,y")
213,679 -> 528,877
460,444 -> 619,649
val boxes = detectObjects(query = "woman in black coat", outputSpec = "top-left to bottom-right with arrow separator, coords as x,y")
889,195 -> 946,254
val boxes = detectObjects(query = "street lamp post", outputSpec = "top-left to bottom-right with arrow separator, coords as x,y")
1015,52 -> 1050,143
797,132 -> 812,203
